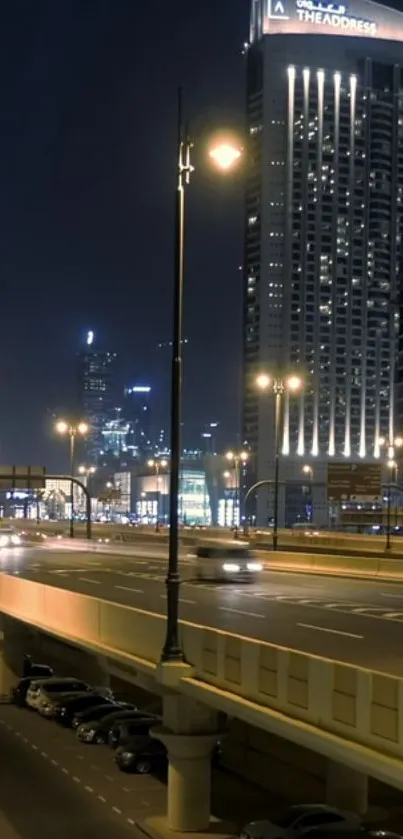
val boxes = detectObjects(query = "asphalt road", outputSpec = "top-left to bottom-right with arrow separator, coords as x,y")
3,541 -> 403,675
0,702 -> 280,836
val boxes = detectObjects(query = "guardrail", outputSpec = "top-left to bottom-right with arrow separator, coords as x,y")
11,518 -> 403,557
0,573 -> 403,790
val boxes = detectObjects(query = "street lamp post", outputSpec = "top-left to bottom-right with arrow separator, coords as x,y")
225,451 -> 248,536
161,88 -> 242,662
379,435 -> 403,551
256,373 -> 303,550
55,420 -> 89,539
148,459 -> 168,532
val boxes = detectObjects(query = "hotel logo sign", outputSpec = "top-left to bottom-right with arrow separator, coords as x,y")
266,0 -> 380,36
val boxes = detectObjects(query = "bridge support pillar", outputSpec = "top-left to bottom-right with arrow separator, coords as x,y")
0,629 -> 20,697
326,760 -> 368,814
151,692 -> 223,831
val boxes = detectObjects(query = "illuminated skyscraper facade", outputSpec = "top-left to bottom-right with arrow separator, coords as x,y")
243,0 -> 403,523
77,332 -> 119,463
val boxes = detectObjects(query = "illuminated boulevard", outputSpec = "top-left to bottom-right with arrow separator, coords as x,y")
4,539 -> 403,675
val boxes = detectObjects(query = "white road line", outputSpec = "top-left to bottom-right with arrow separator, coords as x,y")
85,785 -> 93,793
76,754 -> 84,760
159,593 -> 196,605
91,764 -> 99,771
122,787 -> 130,793
297,622 -> 363,639
384,612 -> 403,619
79,577 -> 101,585
98,795 -> 107,803
220,606 -> 265,619
62,767 -> 69,774
73,776 -> 81,784
112,806 -> 122,815
381,592 -> 403,599
105,775 -> 114,782
40,751 -> 47,757
114,585 -> 144,594
127,818 -> 135,826
51,759 -> 58,766
31,744 -> 38,750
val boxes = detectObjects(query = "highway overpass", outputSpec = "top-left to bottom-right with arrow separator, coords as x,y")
1,543 -> 403,830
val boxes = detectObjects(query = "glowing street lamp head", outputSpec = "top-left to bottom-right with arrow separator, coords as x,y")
387,459 -> 397,470
209,143 -> 242,171
147,459 -> 155,468
160,459 -> 168,468
395,436 -> 403,448
302,464 -> 312,476
77,422 -> 89,435
286,374 -> 303,393
240,451 -> 248,463
55,420 -> 68,435
225,451 -> 234,461
256,373 -> 271,391
86,330 -> 94,346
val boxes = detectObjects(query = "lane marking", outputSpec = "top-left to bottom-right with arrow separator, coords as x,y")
85,785 -> 93,793
113,806 -> 122,815
51,759 -> 58,766
381,592 -> 403,599
79,577 -> 101,585
40,750 -> 47,757
297,622 -> 363,639
219,606 -> 265,619
114,585 -> 144,594
91,764 -> 99,771
76,754 -> 84,760
159,593 -> 196,605
128,818 -> 135,826
73,776 -> 81,784
384,612 -> 403,619
123,787 -> 130,793
62,767 -> 69,774
31,744 -> 38,751
105,775 -> 114,782
98,795 -> 107,803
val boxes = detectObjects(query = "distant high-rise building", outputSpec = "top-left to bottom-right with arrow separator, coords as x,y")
123,385 -> 152,456
77,331 -> 118,463
244,0 -> 403,524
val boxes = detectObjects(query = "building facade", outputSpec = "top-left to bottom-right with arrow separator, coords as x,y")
243,0 -> 403,524
77,332 -> 119,464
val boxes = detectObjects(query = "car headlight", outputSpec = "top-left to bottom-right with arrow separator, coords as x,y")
11,536 -> 21,545
122,752 -> 133,760
0,536 -> 9,547
247,562 -> 262,571
223,563 -> 240,572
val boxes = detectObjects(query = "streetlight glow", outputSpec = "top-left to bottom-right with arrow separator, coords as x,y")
286,374 -> 303,392
55,420 -> 68,435
256,373 -> 271,391
77,422 -> 89,435
302,464 -> 313,476
209,143 -> 242,171
225,450 -> 234,461
160,459 -> 168,468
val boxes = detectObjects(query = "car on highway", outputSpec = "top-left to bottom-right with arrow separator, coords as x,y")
76,708 -> 154,744
26,677 -> 90,713
192,539 -> 262,582
108,715 -> 160,749
0,527 -> 22,548
240,805 -> 362,839
71,702 -> 137,730
53,692 -> 116,727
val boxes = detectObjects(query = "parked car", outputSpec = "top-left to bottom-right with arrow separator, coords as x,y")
240,805 -> 362,839
54,692 -> 115,727
11,675 -> 53,707
115,736 -> 167,774
26,677 -> 90,712
192,540 -> 262,582
114,735 -> 222,774
77,709 -> 156,745
72,702 -> 136,730
108,715 -> 160,749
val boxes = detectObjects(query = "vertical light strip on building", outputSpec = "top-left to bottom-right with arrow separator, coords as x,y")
311,68 -> 324,457
328,71 -> 341,457
343,73 -> 356,458
360,62 -> 371,457
284,64 -> 296,456
298,67 -> 310,457
388,65 -> 400,446
374,329 -> 382,457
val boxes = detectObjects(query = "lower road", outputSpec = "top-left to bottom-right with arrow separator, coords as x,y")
3,541 -> 403,675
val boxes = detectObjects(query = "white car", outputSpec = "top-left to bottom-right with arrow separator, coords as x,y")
241,805 -> 362,839
26,677 -> 89,712
0,528 -> 21,548
192,540 -> 262,582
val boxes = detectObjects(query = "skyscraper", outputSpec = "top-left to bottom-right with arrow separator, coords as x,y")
243,0 -> 403,524
77,331 -> 118,463
123,385 -> 152,456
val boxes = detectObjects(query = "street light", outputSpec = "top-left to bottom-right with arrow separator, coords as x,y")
256,372 -> 304,549
55,420 -> 89,538
225,451 -> 248,535
162,88 -> 242,662
148,458 -> 168,531
78,465 -> 96,478
379,436 -> 403,549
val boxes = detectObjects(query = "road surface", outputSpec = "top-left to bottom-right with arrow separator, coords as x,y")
3,541 -> 403,674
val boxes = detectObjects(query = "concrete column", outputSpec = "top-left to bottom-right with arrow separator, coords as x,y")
326,759 -> 368,814
151,694 -> 223,831
152,726 -> 219,831
0,630 -> 19,697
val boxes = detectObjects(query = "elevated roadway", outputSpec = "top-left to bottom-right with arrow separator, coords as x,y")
3,542 -> 403,675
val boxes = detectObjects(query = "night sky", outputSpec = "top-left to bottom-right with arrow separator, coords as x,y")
1,0 -> 248,470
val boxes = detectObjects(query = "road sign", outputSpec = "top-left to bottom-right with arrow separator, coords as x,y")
327,463 -> 382,502
0,466 -> 46,491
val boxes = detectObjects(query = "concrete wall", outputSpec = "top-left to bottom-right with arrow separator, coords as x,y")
1,574 -> 403,790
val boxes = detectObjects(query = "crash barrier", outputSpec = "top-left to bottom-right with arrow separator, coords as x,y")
1,573 -> 403,791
